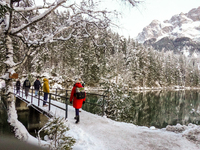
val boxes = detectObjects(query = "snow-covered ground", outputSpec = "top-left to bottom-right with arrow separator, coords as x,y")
12,93 -> 200,150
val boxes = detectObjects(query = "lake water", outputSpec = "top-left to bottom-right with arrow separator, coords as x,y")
83,90 -> 200,128
0,99 -> 15,137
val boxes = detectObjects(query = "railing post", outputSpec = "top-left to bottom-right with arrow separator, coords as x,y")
56,89 -> 57,100
31,88 -> 33,103
38,91 -> 40,106
22,86 -> 24,98
48,93 -> 51,111
102,96 -> 105,116
65,90 -> 68,119
66,90 -> 68,97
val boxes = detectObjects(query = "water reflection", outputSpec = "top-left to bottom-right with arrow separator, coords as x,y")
132,90 -> 200,128
0,100 -> 15,137
17,106 -> 49,138
82,94 -> 103,116
83,90 -> 200,128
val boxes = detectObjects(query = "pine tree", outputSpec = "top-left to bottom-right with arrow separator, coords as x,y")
38,117 -> 76,150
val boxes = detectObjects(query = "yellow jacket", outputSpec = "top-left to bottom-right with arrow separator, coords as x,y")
43,78 -> 50,93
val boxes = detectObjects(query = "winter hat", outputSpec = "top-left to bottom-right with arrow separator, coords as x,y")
75,78 -> 83,83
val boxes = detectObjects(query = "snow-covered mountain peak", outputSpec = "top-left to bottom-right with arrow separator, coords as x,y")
136,6 -> 200,43
149,19 -> 161,27
169,13 -> 193,26
187,6 -> 200,21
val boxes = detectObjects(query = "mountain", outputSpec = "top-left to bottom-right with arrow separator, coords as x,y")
136,6 -> 200,54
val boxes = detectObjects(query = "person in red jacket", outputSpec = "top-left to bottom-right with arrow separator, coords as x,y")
70,78 -> 86,124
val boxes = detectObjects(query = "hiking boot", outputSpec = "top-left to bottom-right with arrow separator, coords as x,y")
75,115 -> 79,124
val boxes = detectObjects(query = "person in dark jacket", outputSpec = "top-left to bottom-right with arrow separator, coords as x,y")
34,78 -> 41,96
23,78 -> 31,99
70,78 -> 86,124
16,79 -> 21,94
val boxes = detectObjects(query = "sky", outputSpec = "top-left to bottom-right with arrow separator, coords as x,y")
107,0 -> 200,38
2,81 -> 199,150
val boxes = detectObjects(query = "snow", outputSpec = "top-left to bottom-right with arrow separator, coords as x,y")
192,51 -> 198,58
14,6 -> 45,12
183,49 -> 190,57
10,90 -> 200,150
0,1 -> 7,6
41,72 -> 50,78
161,22 -> 173,28
170,20 -> 200,40
52,82 -> 63,89
0,80 -> 5,88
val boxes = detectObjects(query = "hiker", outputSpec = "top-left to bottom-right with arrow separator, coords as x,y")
43,78 -> 50,107
70,78 -> 86,124
34,77 -> 41,96
16,79 -> 20,94
23,78 -> 31,99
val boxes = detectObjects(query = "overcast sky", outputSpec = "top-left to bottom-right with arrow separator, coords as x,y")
109,0 -> 200,38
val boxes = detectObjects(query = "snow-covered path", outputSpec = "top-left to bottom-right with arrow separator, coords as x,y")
16,94 -> 200,150
68,108 -> 199,150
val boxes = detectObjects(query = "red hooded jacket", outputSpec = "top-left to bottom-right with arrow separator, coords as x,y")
70,82 -> 86,109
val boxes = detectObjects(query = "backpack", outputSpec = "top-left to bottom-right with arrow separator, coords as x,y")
25,80 -> 30,87
16,81 -> 20,86
74,87 -> 85,99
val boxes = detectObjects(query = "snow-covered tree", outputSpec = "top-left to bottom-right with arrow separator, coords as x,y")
38,117 -> 75,150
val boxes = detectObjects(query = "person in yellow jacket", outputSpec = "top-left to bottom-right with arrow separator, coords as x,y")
43,78 -> 50,106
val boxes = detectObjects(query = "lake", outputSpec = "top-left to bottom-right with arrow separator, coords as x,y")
82,90 -> 200,128
0,99 -> 15,137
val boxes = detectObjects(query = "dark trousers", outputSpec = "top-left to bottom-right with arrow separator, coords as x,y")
75,109 -> 79,116
43,92 -> 48,105
16,87 -> 20,94
25,87 -> 29,97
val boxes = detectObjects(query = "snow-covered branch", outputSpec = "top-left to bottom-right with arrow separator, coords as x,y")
0,1 -> 7,6
14,5 -> 49,12
11,0 -> 66,35
127,0 -> 141,6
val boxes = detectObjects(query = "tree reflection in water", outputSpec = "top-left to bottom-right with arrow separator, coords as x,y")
83,90 -> 200,128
